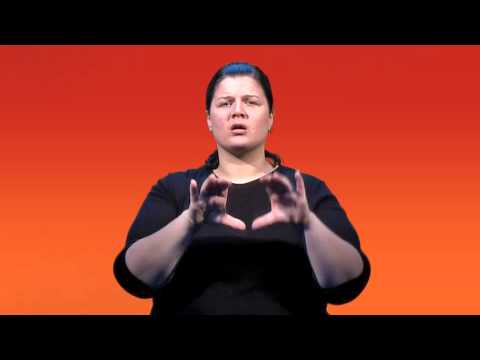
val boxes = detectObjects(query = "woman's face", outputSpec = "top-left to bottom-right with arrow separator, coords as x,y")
207,75 -> 273,156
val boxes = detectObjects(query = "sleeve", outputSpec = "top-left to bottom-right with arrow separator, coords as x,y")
306,178 -> 371,305
113,174 -> 182,299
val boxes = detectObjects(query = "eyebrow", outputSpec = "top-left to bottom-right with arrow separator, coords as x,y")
216,95 -> 261,100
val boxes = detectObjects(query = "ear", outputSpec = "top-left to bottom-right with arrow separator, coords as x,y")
206,110 -> 212,129
269,111 -> 274,128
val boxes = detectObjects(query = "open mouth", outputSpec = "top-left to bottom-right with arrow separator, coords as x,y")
230,124 -> 247,134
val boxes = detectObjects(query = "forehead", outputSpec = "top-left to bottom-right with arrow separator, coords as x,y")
214,75 -> 265,97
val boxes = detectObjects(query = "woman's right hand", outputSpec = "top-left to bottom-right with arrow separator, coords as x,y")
187,174 -> 246,230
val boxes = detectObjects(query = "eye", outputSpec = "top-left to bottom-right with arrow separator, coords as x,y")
245,98 -> 260,106
219,102 -> 231,107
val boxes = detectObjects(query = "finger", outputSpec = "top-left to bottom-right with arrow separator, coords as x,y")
207,195 -> 226,210
295,169 -> 307,200
200,174 -> 224,194
222,214 -> 247,230
212,176 -> 231,191
262,172 -> 293,195
202,175 -> 231,196
264,187 -> 287,204
273,172 -> 294,192
221,182 -> 230,198
199,174 -> 215,195
190,179 -> 199,203
202,177 -> 230,204
251,212 -> 277,230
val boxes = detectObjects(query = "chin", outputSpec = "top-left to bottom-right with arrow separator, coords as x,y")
230,147 -> 250,156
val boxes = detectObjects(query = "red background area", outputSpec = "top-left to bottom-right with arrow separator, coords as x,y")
1,45 -> 479,314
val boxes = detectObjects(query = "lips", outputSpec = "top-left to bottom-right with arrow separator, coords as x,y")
231,128 -> 247,135
230,124 -> 247,131
230,123 -> 247,135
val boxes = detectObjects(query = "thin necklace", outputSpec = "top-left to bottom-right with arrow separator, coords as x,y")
213,163 -> 279,183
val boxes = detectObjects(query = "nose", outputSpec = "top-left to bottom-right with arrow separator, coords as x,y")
230,100 -> 247,119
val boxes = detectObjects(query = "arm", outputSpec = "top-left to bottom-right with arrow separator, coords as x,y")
125,209 -> 195,289
252,170 -> 370,302
119,174 -> 245,293
303,210 -> 364,289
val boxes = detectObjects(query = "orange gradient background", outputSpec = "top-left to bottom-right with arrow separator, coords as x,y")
1,45 -> 479,314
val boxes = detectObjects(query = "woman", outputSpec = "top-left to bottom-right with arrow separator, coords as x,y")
113,62 -> 371,316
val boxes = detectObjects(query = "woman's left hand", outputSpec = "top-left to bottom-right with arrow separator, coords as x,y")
252,170 -> 311,230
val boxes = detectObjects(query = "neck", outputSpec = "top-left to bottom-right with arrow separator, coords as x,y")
215,146 -> 275,182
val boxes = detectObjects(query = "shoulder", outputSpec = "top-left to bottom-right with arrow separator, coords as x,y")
149,165 -> 212,205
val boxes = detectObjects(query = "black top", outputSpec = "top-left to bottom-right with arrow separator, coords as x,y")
113,161 -> 371,316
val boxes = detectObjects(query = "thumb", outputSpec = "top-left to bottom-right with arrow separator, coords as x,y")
251,212 -> 276,230
222,214 -> 247,231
